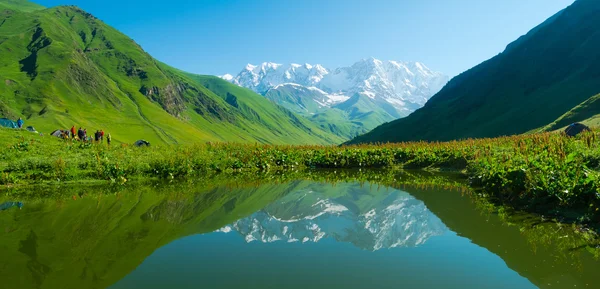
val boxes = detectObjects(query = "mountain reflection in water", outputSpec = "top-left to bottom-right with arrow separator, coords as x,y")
218,186 -> 447,250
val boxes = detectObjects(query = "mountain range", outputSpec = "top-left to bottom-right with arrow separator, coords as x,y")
349,0 -> 600,144
0,0 -> 342,145
223,59 -> 448,139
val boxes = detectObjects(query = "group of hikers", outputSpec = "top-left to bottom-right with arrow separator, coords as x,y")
65,126 -> 112,145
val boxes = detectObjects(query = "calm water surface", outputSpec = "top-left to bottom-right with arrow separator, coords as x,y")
1,177 -> 599,289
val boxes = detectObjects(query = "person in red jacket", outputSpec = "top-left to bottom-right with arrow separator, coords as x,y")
70,126 -> 76,139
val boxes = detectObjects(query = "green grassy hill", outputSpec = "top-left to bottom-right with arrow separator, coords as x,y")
263,86 -> 397,139
0,0 -> 42,11
0,0 -> 341,145
264,84 -> 326,116
185,74 -> 340,143
537,93 -> 600,132
349,0 -> 600,144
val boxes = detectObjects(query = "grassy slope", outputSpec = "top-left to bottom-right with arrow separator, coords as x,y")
537,93 -> 600,132
184,74 -> 343,144
0,1 -> 339,145
350,0 -> 600,144
0,0 -> 43,11
264,85 -> 325,115
264,85 -> 397,139
333,93 -> 398,127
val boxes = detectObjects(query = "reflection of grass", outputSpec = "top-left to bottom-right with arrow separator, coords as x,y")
471,192 -> 600,268
1,169 -> 467,200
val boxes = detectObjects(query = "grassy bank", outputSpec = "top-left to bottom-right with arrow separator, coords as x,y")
2,127 -> 600,222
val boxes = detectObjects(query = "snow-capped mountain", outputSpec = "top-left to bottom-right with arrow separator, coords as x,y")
216,187 -> 447,251
224,58 -> 449,114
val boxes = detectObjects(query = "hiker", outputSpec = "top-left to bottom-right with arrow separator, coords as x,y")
77,127 -> 84,141
100,130 -> 105,142
17,117 -> 23,129
70,126 -> 76,139
94,130 -> 100,142
107,133 -> 111,145
83,129 -> 87,142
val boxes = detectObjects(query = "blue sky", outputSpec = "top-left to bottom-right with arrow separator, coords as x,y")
35,0 -> 575,77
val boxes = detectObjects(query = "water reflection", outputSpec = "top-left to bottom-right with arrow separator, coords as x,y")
0,176 -> 599,289
219,184 -> 447,250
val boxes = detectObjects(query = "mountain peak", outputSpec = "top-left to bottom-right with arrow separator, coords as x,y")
226,59 -> 449,112
359,57 -> 383,66
260,62 -> 282,70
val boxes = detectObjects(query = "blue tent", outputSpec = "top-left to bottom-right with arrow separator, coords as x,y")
0,118 -> 18,129
0,202 -> 23,211
565,122 -> 590,137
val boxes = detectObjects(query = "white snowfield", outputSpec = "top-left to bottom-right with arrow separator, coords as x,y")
223,58 -> 449,112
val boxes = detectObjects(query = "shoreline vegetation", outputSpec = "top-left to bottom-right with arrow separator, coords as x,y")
2,127 -> 600,226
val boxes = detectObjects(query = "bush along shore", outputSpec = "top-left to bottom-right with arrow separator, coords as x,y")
2,127 -> 600,223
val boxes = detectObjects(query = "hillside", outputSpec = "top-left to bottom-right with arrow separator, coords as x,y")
349,0 -> 600,144
0,0 -> 42,11
538,93 -> 600,132
183,74 -> 340,143
262,84 -> 398,138
0,0 -> 341,145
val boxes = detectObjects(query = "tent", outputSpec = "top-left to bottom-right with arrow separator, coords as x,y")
134,140 -> 150,147
0,201 -> 23,211
26,126 -> 37,133
50,130 -> 66,138
565,123 -> 591,137
0,118 -> 18,129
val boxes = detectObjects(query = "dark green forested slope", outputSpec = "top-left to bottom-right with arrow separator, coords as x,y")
350,0 -> 600,144
0,0 -> 341,145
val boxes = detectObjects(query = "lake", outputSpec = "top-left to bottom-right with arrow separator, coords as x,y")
1,173 -> 599,289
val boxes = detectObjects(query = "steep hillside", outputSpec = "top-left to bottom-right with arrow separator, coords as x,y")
0,1 -> 340,145
184,74 -> 342,143
350,0 -> 600,144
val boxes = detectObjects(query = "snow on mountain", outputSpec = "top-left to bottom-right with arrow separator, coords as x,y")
232,62 -> 329,95
220,74 -> 234,81
216,190 -> 447,251
225,58 -> 449,113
